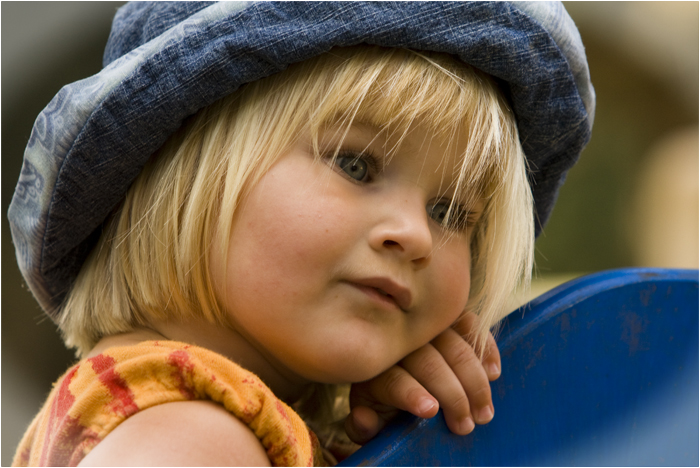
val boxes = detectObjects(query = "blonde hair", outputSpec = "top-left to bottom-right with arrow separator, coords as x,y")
60,45 -> 533,368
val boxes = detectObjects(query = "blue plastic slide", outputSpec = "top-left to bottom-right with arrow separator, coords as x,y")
341,268 -> 699,466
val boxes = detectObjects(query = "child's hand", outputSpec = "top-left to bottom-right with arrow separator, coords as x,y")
345,312 -> 500,445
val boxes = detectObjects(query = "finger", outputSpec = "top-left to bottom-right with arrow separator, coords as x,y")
481,332 -> 501,381
344,406 -> 380,445
350,365 -> 439,419
453,312 -> 501,380
431,328 -> 494,426
400,341 -> 476,435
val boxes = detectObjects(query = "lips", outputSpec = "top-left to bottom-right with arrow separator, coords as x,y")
347,277 -> 413,311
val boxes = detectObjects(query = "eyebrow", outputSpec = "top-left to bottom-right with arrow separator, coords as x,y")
326,120 -> 381,138
318,121 -> 386,154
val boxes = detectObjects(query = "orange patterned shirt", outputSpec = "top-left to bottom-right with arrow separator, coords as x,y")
12,341 -> 325,466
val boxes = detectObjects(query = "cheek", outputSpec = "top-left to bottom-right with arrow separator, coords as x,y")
224,171 -> 356,299
427,245 -> 472,325
241,193 -> 347,265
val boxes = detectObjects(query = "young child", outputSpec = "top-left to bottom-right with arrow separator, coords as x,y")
9,2 -> 594,466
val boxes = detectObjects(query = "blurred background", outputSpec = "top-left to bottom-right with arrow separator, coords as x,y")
2,2 -> 698,465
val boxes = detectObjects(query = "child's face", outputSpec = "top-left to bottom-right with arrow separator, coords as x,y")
214,121 -> 481,384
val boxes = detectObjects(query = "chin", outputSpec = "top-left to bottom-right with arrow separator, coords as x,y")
304,367 -> 389,385
299,346 -> 401,385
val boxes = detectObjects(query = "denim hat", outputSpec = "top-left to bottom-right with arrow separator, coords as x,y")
9,1 -> 595,318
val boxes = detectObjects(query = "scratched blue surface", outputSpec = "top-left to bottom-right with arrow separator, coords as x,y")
341,268 -> 699,466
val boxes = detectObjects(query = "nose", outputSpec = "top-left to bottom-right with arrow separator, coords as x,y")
368,193 -> 433,268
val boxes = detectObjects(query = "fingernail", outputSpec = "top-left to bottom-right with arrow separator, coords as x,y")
353,415 -> 370,435
417,398 -> 437,416
489,363 -> 501,378
459,417 -> 475,434
477,405 -> 494,423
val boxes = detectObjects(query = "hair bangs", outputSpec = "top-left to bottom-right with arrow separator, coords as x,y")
300,47 -> 516,232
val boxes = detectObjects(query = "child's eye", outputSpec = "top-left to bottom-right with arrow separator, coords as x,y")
335,152 -> 375,182
426,201 -> 472,232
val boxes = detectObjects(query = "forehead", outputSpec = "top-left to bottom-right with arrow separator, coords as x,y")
321,117 -> 466,153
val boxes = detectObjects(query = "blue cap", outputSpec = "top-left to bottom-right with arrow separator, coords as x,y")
8,1 -> 595,317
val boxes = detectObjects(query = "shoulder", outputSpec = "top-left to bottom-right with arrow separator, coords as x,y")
78,400 -> 271,466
